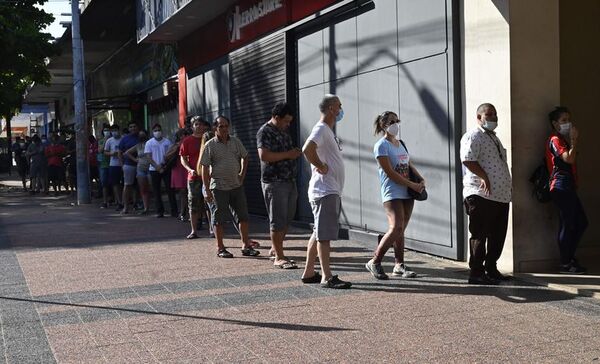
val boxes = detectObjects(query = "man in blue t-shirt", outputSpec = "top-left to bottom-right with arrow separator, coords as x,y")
118,121 -> 140,214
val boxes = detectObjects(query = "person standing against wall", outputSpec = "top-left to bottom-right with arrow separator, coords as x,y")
300,94 -> 351,289
460,103 -> 512,285
546,106 -> 588,274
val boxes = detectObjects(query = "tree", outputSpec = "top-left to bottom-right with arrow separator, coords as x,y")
0,0 -> 59,121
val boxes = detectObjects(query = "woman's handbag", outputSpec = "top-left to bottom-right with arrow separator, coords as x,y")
398,139 -> 427,201
408,167 -> 428,201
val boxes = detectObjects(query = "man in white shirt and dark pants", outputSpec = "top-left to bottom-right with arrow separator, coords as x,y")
300,94 -> 351,289
145,123 -> 177,218
460,103 -> 512,285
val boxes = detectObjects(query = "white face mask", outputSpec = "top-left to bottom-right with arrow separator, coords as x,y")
483,120 -> 498,132
153,131 -> 162,139
386,123 -> 400,140
103,131 -> 110,138
559,122 -> 571,136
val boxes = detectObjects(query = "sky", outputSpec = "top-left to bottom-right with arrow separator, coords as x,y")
37,0 -> 72,39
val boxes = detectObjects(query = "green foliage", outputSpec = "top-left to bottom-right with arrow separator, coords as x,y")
0,0 -> 59,120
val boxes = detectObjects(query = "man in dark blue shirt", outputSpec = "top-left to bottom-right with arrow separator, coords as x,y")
118,121 -> 140,213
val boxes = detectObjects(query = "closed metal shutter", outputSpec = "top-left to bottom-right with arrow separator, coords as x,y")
229,33 -> 287,215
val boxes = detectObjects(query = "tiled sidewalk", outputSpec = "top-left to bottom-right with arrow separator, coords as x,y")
1,184 -> 600,363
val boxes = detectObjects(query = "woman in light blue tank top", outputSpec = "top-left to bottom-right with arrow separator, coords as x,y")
365,111 -> 426,280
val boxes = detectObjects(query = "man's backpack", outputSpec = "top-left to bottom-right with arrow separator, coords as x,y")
529,160 -> 552,203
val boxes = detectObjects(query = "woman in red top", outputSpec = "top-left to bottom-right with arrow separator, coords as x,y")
545,106 -> 588,274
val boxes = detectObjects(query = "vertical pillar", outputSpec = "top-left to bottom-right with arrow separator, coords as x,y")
71,0 -> 91,204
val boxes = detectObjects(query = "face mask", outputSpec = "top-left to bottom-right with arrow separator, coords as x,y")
386,123 -> 400,139
103,131 -> 110,138
335,109 -> 344,123
483,120 -> 497,132
559,122 -> 571,136
153,131 -> 162,139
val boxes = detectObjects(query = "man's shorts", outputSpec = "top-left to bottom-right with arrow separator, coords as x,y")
262,181 -> 297,231
187,179 -> 204,214
310,194 -> 341,241
99,167 -> 109,187
48,165 -> 64,183
136,168 -> 149,178
122,164 -> 137,185
108,166 -> 123,187
211,187 -> 249,225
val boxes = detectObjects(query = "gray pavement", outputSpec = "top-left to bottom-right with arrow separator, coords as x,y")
1,175 -> 600,363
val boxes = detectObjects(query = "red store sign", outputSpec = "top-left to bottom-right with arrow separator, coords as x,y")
179,0 -> 339,70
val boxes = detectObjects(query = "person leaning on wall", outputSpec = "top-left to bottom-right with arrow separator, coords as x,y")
545,106 -> 588,274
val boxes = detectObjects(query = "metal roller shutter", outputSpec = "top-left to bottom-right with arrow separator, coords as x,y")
229,33 -> 287,215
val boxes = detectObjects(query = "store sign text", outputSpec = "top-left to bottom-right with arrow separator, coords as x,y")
228,0 -> 283,42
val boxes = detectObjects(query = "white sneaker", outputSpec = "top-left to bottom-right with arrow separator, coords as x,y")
392,263 -> 417,278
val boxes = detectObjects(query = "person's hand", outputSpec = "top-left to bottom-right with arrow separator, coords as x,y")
570,126 -> 579,143
410,181 -> 425,193
188,169 -> 197,177
205,190 -> 214,203
288,148 -> 302,160
316,163 -> 329,175
479,176 -> 491,196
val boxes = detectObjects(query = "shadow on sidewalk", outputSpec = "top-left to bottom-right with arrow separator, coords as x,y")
0,295 -> 355,333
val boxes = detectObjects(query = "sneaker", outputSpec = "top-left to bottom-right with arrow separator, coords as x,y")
365,260 -> 389,280
559,263 -> 586,275
320,275 -> 352,289
100,203 -> 108,209
392,263 -> 417,278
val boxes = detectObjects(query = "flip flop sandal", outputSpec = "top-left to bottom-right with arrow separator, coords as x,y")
186,233 -> 198,239
270,256 -> 295,263
217,249 -> 233,258
275,260 -> 298,269
241,247 -> 260,257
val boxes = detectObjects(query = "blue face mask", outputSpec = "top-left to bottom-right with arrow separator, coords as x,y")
335,109 -> 344,123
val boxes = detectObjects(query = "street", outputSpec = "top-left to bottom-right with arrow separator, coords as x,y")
1,182 -> 599,363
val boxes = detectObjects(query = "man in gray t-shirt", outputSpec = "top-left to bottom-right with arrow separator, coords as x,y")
200,116 -> 260,258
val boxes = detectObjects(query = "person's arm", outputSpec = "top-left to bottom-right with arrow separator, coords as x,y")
302,140 -> 328,175
202,164 -> 213,202
377,156 -> 424,192
124,145 -> 139,164
558,127 -> 578,164
462,161 -> 491,196
239,156 -> 249,182
104,140 -> 113,157
258,148 -> 302,163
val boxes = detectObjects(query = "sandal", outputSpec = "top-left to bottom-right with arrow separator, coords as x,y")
270,256 -> 295,263
241,247 -> 260,257
217,249 -> 233,258
274,260 -> 298,269
186,233 -> 198,239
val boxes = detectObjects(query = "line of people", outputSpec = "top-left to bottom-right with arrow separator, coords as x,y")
12,97 -> 586,287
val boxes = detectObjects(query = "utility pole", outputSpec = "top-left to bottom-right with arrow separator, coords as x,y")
70,0 -> 90,204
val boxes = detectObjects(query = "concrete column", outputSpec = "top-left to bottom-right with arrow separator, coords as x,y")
461,0 -> 514,272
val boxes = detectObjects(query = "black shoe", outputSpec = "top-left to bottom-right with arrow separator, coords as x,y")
156,213 -> 164,218
241,247 -> 260,257
115,204 -> 124,211
486,269 -> 512,281
301,272 -> 322,284
559,263 -> 586,275
320,275 -> 352,289
468,274 -> 499,285
217,249 -> 234,258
